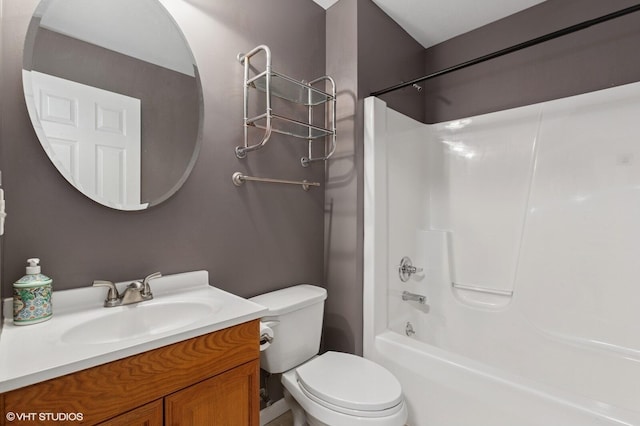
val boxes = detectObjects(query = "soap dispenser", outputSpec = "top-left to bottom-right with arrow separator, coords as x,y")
13,258 -> 53,325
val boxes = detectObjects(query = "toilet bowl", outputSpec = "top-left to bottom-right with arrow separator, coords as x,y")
250,285 -> 407,426
282,352 -> 407,426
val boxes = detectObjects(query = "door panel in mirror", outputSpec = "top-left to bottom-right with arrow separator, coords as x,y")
23,0 -> 202,211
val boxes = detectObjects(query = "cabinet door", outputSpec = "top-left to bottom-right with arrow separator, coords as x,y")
98,399 -> 163,426
165,360 -> 259,426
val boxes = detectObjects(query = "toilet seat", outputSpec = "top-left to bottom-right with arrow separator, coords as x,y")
295,352 -> 404,416
298,379 -> 405,418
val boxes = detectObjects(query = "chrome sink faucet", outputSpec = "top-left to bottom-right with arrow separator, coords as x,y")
93,272 -> 162,307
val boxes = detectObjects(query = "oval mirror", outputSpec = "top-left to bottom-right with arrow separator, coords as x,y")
22,0 -> 202,211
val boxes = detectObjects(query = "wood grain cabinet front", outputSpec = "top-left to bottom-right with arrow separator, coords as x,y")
0,320 -> 260,426
97,400 -> 163,426
165,360 -> 259,426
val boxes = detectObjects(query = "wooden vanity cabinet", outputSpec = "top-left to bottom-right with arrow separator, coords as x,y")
0,320 -> 260,426
97,400 -> 163,426
164,361 -> 257,425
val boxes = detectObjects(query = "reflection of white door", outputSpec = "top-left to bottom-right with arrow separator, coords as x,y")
26,70 -> 142,209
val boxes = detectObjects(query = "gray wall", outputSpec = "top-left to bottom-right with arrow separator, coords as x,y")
1,0 -> 325,300
324,0 -> 424,355
324,0 -> 359,354
423,0 -> 640,123
357,1 -> 425,122
0,0 -> 4,323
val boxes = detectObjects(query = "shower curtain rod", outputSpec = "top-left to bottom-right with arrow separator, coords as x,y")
371,4 -> 640,97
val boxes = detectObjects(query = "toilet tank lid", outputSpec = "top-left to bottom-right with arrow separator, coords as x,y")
249,285 -> 327,316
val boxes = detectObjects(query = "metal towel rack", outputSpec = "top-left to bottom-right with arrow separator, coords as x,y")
232,172 -> 320,191
235,45 -> 337,167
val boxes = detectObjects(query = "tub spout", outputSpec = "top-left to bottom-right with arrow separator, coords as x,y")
402,291 -> 426,304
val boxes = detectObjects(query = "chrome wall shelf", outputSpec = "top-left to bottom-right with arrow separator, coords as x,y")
249,71 -> 332,106
235,45 -> 336,167
247,113 -> 333,140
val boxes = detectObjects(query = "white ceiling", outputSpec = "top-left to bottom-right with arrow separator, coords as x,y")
312,0 -> 546,48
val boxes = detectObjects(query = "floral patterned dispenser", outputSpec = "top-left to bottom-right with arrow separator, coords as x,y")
13,258 -> 52,325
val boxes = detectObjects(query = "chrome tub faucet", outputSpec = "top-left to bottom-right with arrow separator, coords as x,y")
402,291 -> 427,304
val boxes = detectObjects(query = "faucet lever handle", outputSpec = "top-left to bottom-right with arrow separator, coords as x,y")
143,272 -> 162,284
141,272 -> 161,298
93,280 -> 120,306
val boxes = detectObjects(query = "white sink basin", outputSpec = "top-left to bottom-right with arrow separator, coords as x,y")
0,270 -> 268,393
61,300 -> 221,344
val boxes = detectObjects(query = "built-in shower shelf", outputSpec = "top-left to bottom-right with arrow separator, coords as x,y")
451,282 -> 512,309
452,282 -> 513,297
248,71 -> 334,106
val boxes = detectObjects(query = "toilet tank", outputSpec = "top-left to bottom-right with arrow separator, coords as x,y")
250,285 -> 327,374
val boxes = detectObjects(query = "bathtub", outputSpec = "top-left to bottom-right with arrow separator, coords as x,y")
370,330 -> 639,426
363,90 -> 640,425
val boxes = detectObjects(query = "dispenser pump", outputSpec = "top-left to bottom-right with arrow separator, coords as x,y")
26,258 -> 41,274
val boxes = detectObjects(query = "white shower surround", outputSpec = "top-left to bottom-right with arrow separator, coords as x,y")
363,84 -> 640,425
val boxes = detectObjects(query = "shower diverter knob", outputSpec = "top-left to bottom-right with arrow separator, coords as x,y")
398,256 -> 423,282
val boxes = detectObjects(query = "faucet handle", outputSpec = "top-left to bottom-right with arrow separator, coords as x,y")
141,272 -> 161,298
93,280 -> 120,307
398,256 -> 423,282
143,272 -> 162,284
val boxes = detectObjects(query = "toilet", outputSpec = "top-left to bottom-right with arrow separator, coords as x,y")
250,285 -> 407,426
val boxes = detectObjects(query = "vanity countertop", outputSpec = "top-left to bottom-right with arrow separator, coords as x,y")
0,270 -> 267,393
